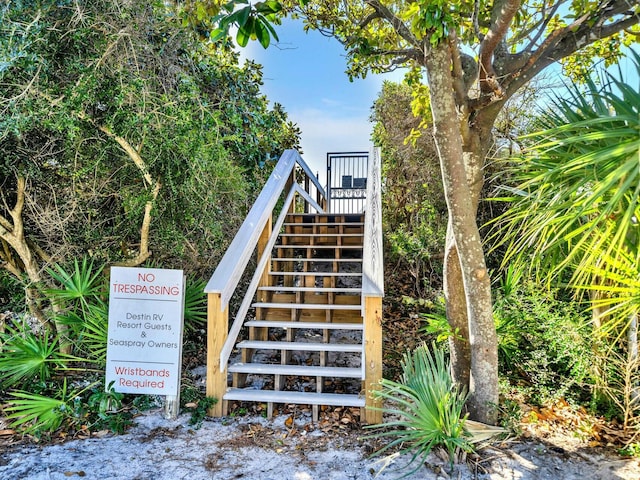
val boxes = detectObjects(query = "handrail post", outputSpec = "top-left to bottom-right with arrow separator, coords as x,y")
286,170 -> 295,214
363,296 -> 383,424
207,292 -> 228,417
361,148 -> 384,424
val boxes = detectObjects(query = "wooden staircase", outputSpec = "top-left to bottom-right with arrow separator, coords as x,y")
204,150 -> 383,424
225,213 -> 366,419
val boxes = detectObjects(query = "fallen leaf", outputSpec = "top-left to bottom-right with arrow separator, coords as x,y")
285,416 -> 294,428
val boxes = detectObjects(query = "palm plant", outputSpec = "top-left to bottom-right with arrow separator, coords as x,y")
183,277 -> 208,333
490,51 -> 640,330
0,322 -> 69,388
366,344 -> 471,475
46,257 -> 106,354
4,380 -> 72,435
46,258 -> 105,317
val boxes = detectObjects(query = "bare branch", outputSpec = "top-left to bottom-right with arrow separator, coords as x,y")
113,181 -> 161,267
522,2 -> 561,53
359,11 -> 381,29
479,0 -> 521,95
472,0 -> 484,41
96,125 -> 154,188
449,32 -> 468,106
0,246 -> 23,279
9,177 -> 26,241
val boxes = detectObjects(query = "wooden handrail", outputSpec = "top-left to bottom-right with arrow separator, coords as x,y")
204,149 -> 324,308
218,183 -> 321,369
362,147 -> 384,298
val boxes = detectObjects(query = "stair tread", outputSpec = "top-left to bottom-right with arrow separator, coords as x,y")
245,320 -> 363,330
252,302 -> 361,310
283,222 -> 364,227
274,245 -> 363,249
272,258 -> 363,262
281,232 -> 363,236
223,388 -> 366,407
258,286 -> 361,293
237,340 -> 363,352
270,272 -> 362,277
228,363 -> 362,378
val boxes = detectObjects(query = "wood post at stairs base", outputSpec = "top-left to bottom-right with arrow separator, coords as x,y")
361,295 -> 383,425
207,292 -> 229,417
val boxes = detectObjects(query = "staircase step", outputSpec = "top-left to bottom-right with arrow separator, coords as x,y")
283,222 -> 364,227
258,286 -> 361,293
245,320 -> 363,330
223,388 -> 366,407
270,272 -> 361,277
237,340 -> 363,353
274,245 -> 362,250
252,302 -> 361,310
280,233 -> 363,238
228,363 -> 362,378
272,258 -> 362,263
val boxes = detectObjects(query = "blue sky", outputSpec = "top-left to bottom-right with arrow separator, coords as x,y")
239,18 -> 404,178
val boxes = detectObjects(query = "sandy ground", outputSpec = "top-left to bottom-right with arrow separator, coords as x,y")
1,408 -> 640,480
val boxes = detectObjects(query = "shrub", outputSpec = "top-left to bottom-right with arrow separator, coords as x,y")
366,343 -> 471,475
494,280 -> 593,405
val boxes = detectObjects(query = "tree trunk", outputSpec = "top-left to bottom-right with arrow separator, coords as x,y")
424,44 -> 499,424
444,223 -> 471,390
444,118 -> 492,394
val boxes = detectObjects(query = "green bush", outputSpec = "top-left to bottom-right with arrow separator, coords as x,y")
494,280 -> 593,405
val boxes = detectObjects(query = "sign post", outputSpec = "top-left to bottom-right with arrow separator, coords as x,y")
106,267 -> 185,418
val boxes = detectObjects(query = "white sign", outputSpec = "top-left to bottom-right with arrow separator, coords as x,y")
106,267 -> 184,395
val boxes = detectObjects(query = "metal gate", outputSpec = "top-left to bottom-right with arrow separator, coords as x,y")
326,151 -> 369,214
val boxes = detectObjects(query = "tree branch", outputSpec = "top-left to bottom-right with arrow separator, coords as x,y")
479,0 -> 521,95
522,2 -> 561,53
2,177 -> 27,244
508,9 -> 639,96
79,112 -> 162,266
472,0 -> 484,41
364,0 -> 421,48
94,124 -> 155,188
113,180 -> 161,267
449,32 -> 468,106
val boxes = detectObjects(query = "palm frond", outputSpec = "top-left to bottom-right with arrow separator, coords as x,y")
365,344 -> 472,475
4,381 -> 72,434
488,52 -> 640,290
0,323 -> 69,388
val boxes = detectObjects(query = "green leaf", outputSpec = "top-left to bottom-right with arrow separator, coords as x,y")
0,324 -> 69,388
256,1 -> 283,14
236,25 -> 250,47
255,17 -> 271,48
5,381 -> 72,434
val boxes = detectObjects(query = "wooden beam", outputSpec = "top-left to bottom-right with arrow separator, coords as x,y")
207,292 -> 228,417
362,295 -> 383,424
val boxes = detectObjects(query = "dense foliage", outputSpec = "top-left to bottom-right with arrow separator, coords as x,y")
0,0 -> 300,310
0,0 -> 299,435
371,81 -> 446,295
